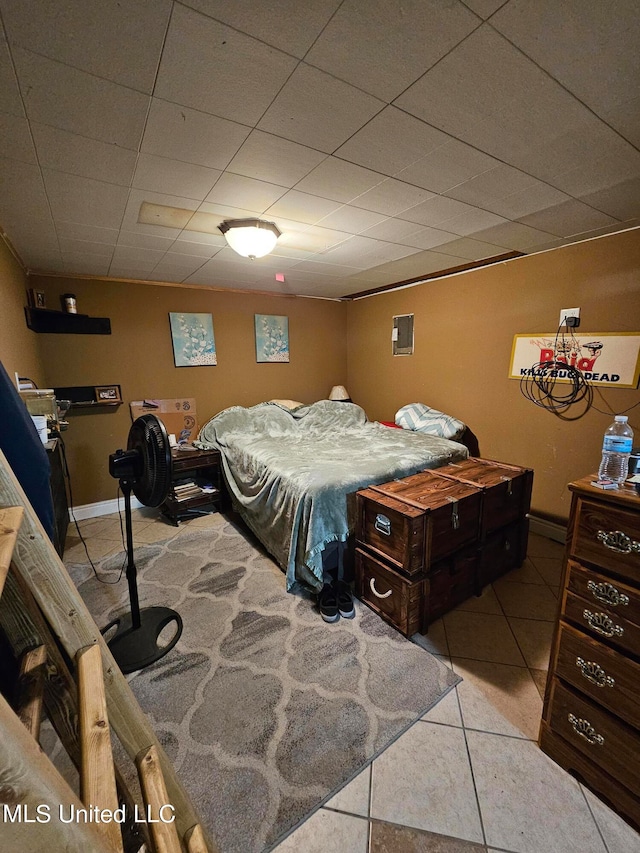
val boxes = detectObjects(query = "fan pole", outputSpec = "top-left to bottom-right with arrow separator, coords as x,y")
121,481 -> 141,631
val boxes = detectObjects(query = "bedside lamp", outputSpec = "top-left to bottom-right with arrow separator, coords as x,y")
329,385 -> 351,402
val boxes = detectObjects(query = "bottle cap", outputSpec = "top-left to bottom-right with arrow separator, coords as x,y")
614,415 -> 628,422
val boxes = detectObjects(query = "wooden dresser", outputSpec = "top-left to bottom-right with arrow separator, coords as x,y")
539,476 -> 640,832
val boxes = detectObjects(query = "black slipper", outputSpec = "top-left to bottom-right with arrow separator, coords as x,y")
335,580 -> 355,619
318,584 -> 340,623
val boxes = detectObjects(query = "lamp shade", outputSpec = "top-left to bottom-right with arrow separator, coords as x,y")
329,385 -> 351,402
219,218 -> 281,259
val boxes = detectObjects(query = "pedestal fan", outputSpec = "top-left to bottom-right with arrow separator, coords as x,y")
106,414 -> 182,673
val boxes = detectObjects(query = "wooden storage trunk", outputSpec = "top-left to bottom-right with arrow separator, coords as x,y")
435,458 -> 533,536
426,544 -> 479,624
355,548 -> 426,637
356,470 -> 482,575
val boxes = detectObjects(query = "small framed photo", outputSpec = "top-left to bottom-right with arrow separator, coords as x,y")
94,384 -> 122,403
27,288 -> 46,308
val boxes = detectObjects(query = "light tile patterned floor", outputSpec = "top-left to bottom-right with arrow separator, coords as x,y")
65,515 -> 640,853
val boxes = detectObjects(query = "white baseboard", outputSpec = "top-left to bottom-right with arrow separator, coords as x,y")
528,514 -> 567,543
69,496 -> 145,521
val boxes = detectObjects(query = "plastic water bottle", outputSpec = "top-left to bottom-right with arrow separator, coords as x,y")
597,415 -> 634,485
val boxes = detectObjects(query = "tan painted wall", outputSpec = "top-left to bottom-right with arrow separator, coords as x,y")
347,229 -> 640,523
0,239 -> 45,385
31,276 -> 347,506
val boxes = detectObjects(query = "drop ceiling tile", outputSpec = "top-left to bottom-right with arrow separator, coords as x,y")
444,164 -> 538,207
116,231 -> 175,251
62,255 -> 111,276
173,231 -> 227,249
226,130 -> 326,187
43,170 -> 130,230
439,207 -> 508,237
395,27 -> 598,179
258,64 -> 384,154
0,112 -> 36,164
4,220 -> 58,252
272,223 -> 350,254
153,254 -> 208,274
58,238 -> 115,259
398,195 -> 476,227
31,123 -> 137,185
290,259 -> 362,276
107,265 -> 157,280
306,0 -> 478,102
518,199 -> 618,238
146,270 -> 191,283
460,0 -> 505,17
491,0 -> 640,128
472,221 -> 564,251
56,222 -> 119,246
466,180 -> 570,220
0,0 -> 171,93
155,5 -> 297,126
578,178 -> 640,221
549,148 -> 640,198
314,235 -> 381,266
25,253 -> 65,273
395,138 -> 499,193
133,153 -> 221,201
366,249 -> 471,282
111,245 -> 164,269
399,226 -> 461,251
316,205 -> 387,233
204,172 -> 287,211
180,0 -> 341,58
359,241 -> 422,266
433,237 -> 510,260
0,35 -> 25,117
0,157 -> 51,222
121,189 -> 200,237
293,157 -> 385,204
352,178 -> 434,216
597,93 -> 640,149
336,106 -> 449,176
13,48 -> 148,149
359,218 -> 425,243
170,238 -> 225,258
141,100 -> 250,171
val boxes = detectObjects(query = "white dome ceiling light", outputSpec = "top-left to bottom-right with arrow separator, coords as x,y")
219,218 -> 282,260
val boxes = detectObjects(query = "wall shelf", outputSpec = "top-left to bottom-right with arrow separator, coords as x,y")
25,307 -> 111,335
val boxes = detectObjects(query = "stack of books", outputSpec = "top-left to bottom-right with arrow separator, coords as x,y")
173,480 -> 204,502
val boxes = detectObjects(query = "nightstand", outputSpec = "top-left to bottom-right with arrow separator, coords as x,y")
161,447 -> 223,525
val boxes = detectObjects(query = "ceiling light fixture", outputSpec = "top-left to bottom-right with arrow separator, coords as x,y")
219,218 -> 281,259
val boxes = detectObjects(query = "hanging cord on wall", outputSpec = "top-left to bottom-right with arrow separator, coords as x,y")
58,434 -> 125,584
520,323 -> 593,419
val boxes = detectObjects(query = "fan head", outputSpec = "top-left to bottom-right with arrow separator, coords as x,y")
124,414 -> 172,507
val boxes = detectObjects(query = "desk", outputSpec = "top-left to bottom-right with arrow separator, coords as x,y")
161,447 -> 222,525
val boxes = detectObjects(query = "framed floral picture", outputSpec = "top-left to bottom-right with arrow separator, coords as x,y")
255,314 -> 289,363
169,312 -> 217,367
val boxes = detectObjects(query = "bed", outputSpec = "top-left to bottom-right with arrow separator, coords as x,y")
195,400 -> 468,591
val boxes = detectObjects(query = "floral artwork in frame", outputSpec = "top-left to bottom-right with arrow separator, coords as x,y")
255,314 -> 289,363
169,312 -> 217,367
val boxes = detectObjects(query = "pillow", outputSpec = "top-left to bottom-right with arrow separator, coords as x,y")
268,399 -> 305,410
395,403 -> 466,441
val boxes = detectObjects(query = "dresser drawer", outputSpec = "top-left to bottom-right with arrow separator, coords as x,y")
572,498 -> 640,585
567,560 -> 640,618
547,680 -> 640,797
355,548 -> 425,637
555,623 -> 640,730
564,590 -> 640,659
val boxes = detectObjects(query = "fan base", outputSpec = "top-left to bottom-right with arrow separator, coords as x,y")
103,606 -> 183,674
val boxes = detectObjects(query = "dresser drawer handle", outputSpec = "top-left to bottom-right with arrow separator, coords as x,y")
374,513 -> 391,536
575,656 -> 615,688
369,578 -> 393,599
596,529 -> 640,554
582,609 -> 624,638
587,580 -> 629,608
446,496 -> 460,530
568,713 -> 605,746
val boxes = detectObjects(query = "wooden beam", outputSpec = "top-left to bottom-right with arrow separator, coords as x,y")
136,745 -> 182,853
0,505 -> 23,597
0,448 -> 218,852
185,824 -> 209,853
15,643 -> 47,740
77,643 -> 123,853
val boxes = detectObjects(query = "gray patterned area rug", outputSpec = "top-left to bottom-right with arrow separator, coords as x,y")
67,514 -> 459,853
